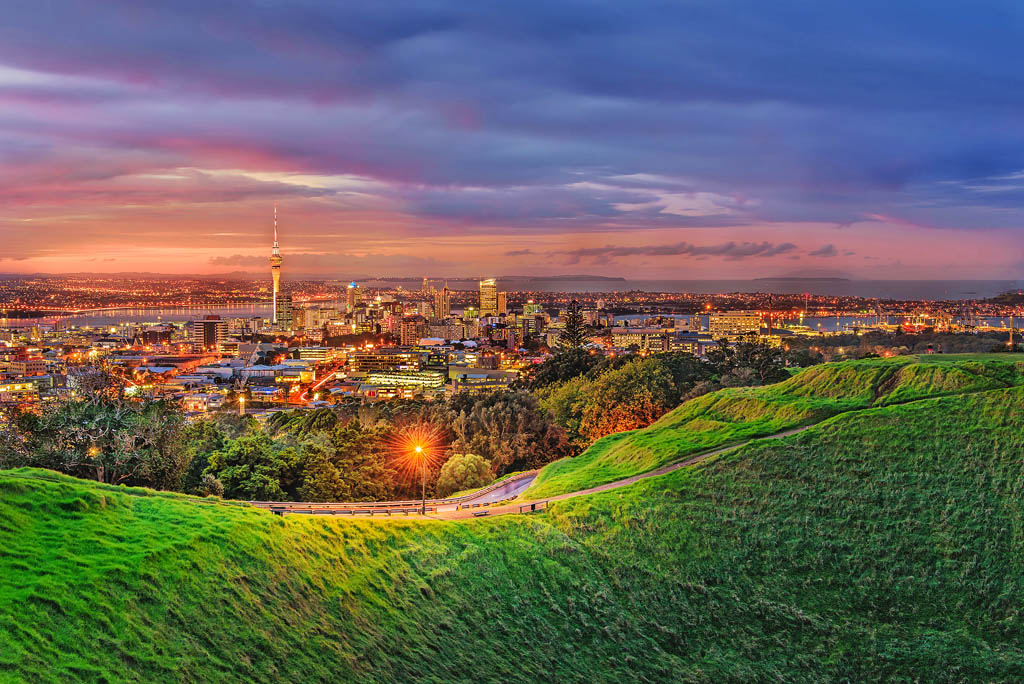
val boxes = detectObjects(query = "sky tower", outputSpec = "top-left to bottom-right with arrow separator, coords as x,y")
269,204 -> 283,323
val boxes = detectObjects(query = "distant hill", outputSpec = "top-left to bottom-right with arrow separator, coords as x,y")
3,355 -> 1024,682
753,276 -> 851,281
370,274 -> 629,282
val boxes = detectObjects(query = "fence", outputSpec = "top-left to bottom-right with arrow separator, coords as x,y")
252,469 -> 540,517
267,505 -> 436,517
518,500 -> 548,514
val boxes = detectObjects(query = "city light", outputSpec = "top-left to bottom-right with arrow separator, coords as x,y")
390,422 -> 446,515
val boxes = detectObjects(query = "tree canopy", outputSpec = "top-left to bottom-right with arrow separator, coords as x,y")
435,453 -> 492,497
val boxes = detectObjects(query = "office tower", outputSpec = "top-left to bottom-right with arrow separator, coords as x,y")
400,315 -> 429,346
275,294 -> 293,331
479,278 -> 498,317
497,291 -> 507,315
269,204 -> 283,324
291,306 -> 306,330
189,316 -> 228,351
346,282 -> 361,311
433,284 -> 451,319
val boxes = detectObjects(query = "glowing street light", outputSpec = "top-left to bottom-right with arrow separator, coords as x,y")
239,395 -> 246,416
391,423 -> 444,516
414,445 -> 426,515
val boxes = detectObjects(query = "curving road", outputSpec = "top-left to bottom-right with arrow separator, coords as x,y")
250,470 -> 539,516
253,382 -> 1018,522
421,425 -> 812,520
440,475 -> 537,508
255,425 -> 812,520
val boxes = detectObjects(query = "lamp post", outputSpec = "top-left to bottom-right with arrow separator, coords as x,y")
415,445 -> 426,515
239,395 -> 246,416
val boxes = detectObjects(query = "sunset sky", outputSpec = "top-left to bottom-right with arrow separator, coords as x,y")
2,1 -> 1024,279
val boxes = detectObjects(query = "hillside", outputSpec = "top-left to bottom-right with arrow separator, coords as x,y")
523,354 -> 1024,499
3,361 -> 1024,681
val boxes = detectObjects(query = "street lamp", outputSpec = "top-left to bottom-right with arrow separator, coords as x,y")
239,395 -> 246,416
414,445 -> 426,515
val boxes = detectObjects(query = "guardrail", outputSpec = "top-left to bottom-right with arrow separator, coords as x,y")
518,500 -> 548,514
250,469 -> 539,515
262,497 -> 551,518
267,505 -> 436,517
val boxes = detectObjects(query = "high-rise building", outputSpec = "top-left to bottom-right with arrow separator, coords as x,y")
275,294 -> 293,331
399,315 -> 429,346
433,285 -> 451,319
479,278 -> 498,317
496,291 -> 507,315
269,205 -> 283,324
346,282 -> 361,311
189,316 -> 228,351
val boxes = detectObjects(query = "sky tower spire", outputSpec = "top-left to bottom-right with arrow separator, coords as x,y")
269,203 -> 283,323
273,202 -> 280,255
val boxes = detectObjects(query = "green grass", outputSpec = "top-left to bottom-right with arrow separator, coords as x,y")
4,373 -> 1024,681
523,354 -> 1024,499
4,356 -> 1024,682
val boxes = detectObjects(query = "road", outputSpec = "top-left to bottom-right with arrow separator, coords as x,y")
438,474 -> 537,508
419,425 -> 811,520
250,470 -> 540,516
257,425 -> 812,521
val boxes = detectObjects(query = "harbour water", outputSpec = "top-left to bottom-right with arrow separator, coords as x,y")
374,278 -> 1024,300
2,280 -> 1020,329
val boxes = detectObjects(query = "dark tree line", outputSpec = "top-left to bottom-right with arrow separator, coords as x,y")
1,370 -> 573,502
530,342 -> 796,448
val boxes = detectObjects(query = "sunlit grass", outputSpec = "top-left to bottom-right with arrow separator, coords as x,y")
4,357 -> 1024,681
523,354 -> 1024,499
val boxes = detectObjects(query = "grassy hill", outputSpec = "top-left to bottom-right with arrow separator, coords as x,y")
522,354 -> 1024,499
3,357 -> 1024,681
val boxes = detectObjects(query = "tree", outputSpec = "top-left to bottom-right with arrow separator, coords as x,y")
537,352 -> 715,447
558,299 -> 589,350
525,347 -> 602,389
727,340 -> 790,385
536,375 -> 590,448
181,419 -> 227,494
436,453 -> 492,497
296,421 -> 396,502
577,358 -> 678,443
0,389 -> 190,489
450,391 -> 572,475
705,339 -> 789,385
198,473 -> 224,497
205,433 -> 302,501
268,408 -> 339,438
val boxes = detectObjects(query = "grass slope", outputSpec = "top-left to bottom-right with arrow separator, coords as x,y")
3,372 -> 1024,681
523,354 -> 1024,499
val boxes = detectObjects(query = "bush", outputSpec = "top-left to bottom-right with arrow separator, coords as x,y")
436,453 -> 492,497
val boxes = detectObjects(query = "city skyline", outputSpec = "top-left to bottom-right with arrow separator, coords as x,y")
3,2 -> 1024,279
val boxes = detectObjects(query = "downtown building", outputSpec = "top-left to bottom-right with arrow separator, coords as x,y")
274,293 -> 293,331
708,311 -> 762,340
479,278 -> 499,316
188,316 -> 228,352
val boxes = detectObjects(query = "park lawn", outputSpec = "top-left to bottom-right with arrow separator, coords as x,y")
3,378 -> 1024,681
